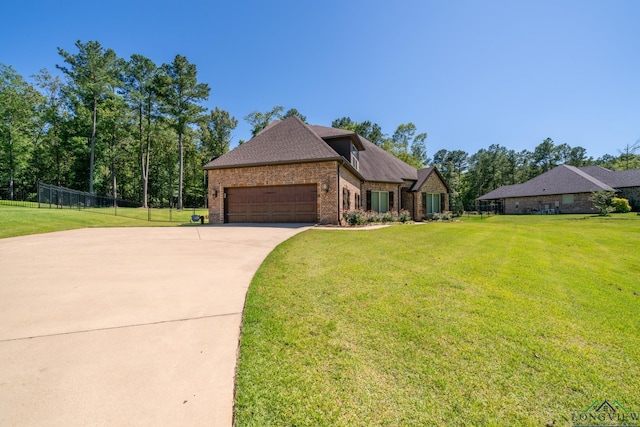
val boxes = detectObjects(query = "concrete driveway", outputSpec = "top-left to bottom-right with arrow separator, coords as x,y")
0,225 -> 309,426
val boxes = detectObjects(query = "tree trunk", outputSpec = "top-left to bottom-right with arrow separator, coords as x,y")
90,95 -> 97,194
8,128 -> 14,200
138,103 -> 144,206
178,132 -> 184,210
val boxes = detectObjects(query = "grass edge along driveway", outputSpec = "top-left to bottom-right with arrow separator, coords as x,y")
235,214 -> 640,426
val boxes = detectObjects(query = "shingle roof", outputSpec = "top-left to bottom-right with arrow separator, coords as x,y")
579,165 -> 640,188
308,125 -> 365,150
357,137 -> 419,183
478,164 -> 616,200
203,116 -> 340,169
204,118 -> 429,185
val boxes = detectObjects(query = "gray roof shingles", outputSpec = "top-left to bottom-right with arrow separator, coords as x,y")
357,137 -> 418,183
203,116 -> 340,169
478,164 -> 622,200
204,116 -> 429,185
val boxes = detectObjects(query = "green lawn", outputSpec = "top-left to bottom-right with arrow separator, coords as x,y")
0,205 -> 207,239
235,214 -> 640,426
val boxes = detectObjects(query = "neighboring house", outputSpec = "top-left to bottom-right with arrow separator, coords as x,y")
203,116 -> 450,224
478,164 -> 640,214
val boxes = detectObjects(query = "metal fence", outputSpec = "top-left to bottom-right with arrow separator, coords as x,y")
37,183 -> 141,210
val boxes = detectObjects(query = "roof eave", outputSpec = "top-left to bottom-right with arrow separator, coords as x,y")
203,156 -> 341,170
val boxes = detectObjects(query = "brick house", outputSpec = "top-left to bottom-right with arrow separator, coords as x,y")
203,116 -> 450,224
478,164 -> 640,214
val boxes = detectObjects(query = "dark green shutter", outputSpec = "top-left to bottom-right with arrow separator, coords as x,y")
366,190 -> 371,211
389,191 -> 394,211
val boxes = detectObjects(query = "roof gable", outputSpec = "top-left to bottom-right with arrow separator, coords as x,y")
203,116 -> 340,169
411,166 -> 452,192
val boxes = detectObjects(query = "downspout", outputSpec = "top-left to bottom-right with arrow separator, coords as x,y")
337,162 -> 341,225
413,192 -> 416,221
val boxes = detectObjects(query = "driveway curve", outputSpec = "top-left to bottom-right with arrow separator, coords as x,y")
0,225 -> 309,426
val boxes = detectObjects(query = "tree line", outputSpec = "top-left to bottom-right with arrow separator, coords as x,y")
329,118 -> 640,213
1,40 -> 236,209
2,40 -> 639,211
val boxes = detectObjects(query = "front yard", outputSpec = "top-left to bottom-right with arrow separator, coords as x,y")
235,214 -> 640,426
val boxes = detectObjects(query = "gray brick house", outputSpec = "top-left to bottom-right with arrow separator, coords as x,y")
203,116 -> 450,224
478,164 -> 640,214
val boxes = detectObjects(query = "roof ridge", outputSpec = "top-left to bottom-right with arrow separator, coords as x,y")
564,164 -> 614,189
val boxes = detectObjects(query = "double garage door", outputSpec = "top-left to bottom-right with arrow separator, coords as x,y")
224,184 -> 317,223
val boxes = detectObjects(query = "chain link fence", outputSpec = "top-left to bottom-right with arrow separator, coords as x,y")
37,183 -> 142,210
1,183 -> 207,223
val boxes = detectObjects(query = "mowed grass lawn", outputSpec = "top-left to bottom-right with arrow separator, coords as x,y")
0,205 -> 207,239
235,214 -> 640,426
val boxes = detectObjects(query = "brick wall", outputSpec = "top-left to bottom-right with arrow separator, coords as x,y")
503,193 -> 596,214
339,166 -> 362,218
413,173 -> 450,220
619,187 -> 640,210
207,161 -> 340,224
362,182 -> 403,212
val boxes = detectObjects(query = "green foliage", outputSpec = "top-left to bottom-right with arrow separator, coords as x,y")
341,209 -> 412,226
589,190 -> 615,216
244,106 -> 284,136
398,209 -> 411,223
331,117 -> 384,146
156,54 -> 210,209
282,108 -> 307,123
430,211 -> 453,221
611,197 -> 631,213
199,107 -> 237,162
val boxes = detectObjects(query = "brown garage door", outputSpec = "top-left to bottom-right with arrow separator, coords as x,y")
224,185 -> 317,223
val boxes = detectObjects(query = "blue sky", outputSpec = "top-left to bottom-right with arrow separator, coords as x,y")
2,0 -> 639,159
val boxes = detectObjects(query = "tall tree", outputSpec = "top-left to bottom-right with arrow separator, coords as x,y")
33,69 -> 67,187
618,140 -> 640,170
531,137 -> 560,174
282,108 -> 307,123
332,117 -> 384,146
200,107 -> 237,162
57,40 -> 121,194
383,122 -> 429,168
123,54 -> 159,208
156,54 -> 210,209
244,105 -> 284,136
0,64 -> 43,199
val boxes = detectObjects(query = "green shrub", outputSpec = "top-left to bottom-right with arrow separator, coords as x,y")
430,211 -> 453,222
398,209 -> 411,223
365,211 -> 380,223
342,210 -> 367,226
589,191 -> 616,216
342,209 -> 413,226
612,197 -> 631,213
380,211 -> 396,223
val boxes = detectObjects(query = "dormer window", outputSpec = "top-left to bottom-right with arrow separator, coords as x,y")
350,143 -> 359,170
